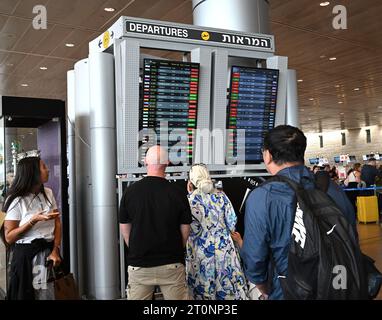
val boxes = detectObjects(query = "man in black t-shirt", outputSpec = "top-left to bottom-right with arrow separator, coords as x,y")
361,158 -> 381,187
119,145 -> 192,300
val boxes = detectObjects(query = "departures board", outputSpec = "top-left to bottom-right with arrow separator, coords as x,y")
226,66 -> 279,164
139,59 -> 200,165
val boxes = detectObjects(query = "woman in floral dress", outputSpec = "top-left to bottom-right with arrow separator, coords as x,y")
185,164 -> 247,300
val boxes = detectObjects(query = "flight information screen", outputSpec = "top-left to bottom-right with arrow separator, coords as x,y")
139,59 -> 200,165
226,66 -> 279,164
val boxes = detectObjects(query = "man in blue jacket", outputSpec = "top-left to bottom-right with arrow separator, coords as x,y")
240,125 -> 357,300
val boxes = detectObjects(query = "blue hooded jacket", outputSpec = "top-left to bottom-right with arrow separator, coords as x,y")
241,165 -> 357,300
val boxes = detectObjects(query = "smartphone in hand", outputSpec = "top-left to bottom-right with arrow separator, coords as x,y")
46,209 -> 60,219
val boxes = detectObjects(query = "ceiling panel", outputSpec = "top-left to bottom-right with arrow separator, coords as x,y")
0,16 -> 30,50
12,0 -> 50,19
13,22 -> 53,53
45,0 -> 106,29
30,25 -> 75,56
0,0 -> 20,15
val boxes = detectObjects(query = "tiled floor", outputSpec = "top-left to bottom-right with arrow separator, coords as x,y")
358,222 -> 382,300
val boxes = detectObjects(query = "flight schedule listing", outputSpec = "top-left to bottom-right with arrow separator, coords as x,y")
140,59 -> 200,165
227,66 -> 279,164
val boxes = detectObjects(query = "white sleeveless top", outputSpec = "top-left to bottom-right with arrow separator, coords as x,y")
348,171 -> 358,183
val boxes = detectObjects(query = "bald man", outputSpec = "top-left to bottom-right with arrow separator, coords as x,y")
119,145 -> 191,300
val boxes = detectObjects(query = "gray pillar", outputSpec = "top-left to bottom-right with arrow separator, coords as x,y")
73,58 -> 92,297
88,52 -> 119,300
286,69 -> 300,128
192,0 -> 270,34
267,56 -> 288,127
66,70 -> 78,282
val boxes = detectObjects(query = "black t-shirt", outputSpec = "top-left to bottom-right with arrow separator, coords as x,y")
119,176 -> 192,267
361,165 -> 380,186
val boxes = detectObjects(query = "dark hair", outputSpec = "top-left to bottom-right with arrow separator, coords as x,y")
263,125 -> 307,165
347,168 -> 354,176
2,157 -> 50,212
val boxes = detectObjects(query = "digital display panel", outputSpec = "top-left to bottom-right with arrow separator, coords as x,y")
139,59 -> 200,165
226,66 -> 279,164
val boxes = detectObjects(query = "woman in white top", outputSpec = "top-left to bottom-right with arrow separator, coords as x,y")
3,156 -> 61,300
347,163 -> 362,184
345,163 -> 362,214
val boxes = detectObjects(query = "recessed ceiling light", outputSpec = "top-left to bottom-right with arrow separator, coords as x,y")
320,2 -> 330,6
308,118 -> 312,121
104,7 -> 115,12
65,43 -> 75,47
309,98 -> 314,101
340,112 -> 344,115
21,83 -> 28,87
297,79 -> 303,82
353,88 -> 360,91
338,101 -> 343,104
300,109 -> 305,111
329,57 -> 337,61
320,55 -> 326,59
335,84 -> 340,88
40,66 -> 47,70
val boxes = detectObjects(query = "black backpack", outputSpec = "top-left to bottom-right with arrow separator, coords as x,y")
265,175 -> 368,300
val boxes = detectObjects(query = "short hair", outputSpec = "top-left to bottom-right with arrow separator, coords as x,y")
368,158 -> 376,162
263,125 -> 307,165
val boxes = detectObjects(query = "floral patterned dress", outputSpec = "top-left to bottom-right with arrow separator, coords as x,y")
186,190 -> 248,300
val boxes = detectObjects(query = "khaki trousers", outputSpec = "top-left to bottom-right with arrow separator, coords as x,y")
126,263 -> 189,300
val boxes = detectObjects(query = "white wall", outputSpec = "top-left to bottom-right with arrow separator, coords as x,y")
305,125 -> 382,166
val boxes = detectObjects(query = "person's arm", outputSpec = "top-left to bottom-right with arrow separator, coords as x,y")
176,186 -> 192,247
240,188 -> 271,296
4,210 -> 55,244
222,193 -> 238,233
355,171 -> 361,183
47,211 -> 62,267
231,231 -> 243,248
180,224 -> 190,247
120,223 -> 132,247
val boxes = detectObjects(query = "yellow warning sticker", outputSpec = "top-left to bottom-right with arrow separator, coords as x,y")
103,31 -> 110,48
201,31 -> 210,41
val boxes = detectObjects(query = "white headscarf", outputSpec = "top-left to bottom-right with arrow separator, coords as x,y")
189,164 -> 214,194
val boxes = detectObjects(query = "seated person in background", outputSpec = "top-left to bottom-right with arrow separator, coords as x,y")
185,164 -> 247,300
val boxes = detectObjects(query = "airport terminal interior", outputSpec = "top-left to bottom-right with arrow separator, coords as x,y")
0,0 -> 382,300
